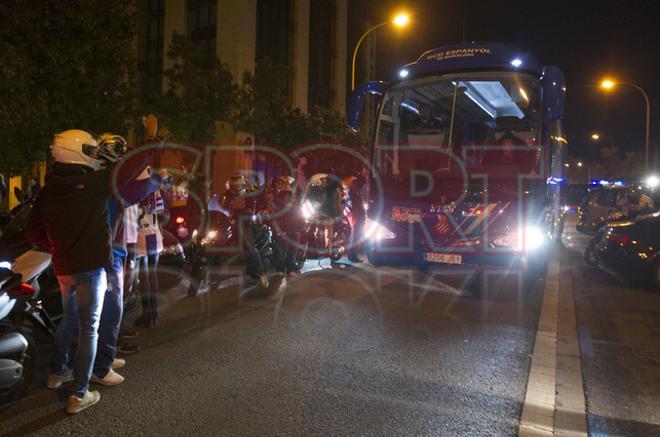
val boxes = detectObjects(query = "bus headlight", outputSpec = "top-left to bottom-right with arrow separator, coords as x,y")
524,226 -> 545,251
364,219 -> 396,240
492,225 -> 546,252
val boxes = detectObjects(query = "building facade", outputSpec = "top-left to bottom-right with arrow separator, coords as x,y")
139,0 -> 348,116
137,0 -> 350,192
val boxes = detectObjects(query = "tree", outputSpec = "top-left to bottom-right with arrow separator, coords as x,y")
234,59 -> 366,150
599,145 -> 620,178
152,32 -> 237,144
0,0 -> 138,176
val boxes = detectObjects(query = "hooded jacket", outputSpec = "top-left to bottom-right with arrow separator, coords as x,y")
26,153 -> 152,276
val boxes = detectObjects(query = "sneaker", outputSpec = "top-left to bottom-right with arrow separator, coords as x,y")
121,327 -> 139,339
348,255 -> 362,263
117,338 -> 141,354
66,390 -> 101,414
259,274 -> 269,288
46,369 -> 74,390
111,358 -> 126,369
91,369 -> 125,386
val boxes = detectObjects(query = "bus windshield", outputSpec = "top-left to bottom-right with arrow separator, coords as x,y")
375,72 -> 542,176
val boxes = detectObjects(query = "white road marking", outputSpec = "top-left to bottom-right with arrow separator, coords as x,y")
518,249 -> 588,436
519,255 -> 559,436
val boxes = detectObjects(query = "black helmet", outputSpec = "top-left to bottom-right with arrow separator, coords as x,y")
97,133 -> 128,165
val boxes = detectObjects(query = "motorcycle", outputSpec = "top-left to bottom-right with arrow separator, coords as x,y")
584,211 -> 635,267
300,177 -> 352,263
0,188 -> 62,321
0,252 -> 56,409
186,208 -> 307,297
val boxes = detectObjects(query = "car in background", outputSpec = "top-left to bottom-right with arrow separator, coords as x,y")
563,184 -> 589,213
588,211 -> 660,289
576,186 -> 656,233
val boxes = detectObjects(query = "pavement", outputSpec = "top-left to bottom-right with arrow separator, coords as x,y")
0,213 -> 658,436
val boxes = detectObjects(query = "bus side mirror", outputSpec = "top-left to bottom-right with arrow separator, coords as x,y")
542,66 -> 565,122
347,81 -> 390,132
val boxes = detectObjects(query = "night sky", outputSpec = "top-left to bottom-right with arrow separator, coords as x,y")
359,0 -> 660,166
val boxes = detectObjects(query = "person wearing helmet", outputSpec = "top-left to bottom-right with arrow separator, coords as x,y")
272,176 -> 303,276
344,175 -> 366,263
91,134 -> 164,383
221,174 -> 269,288
26,129 -> 154,414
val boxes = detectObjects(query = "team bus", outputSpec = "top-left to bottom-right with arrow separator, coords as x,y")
348,42 -> 567,273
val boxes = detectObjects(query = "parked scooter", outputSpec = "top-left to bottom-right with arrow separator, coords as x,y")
0,188 -> 61,321
0,252 -> 56,409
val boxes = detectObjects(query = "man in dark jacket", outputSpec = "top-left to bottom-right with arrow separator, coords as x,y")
26,129 -> 152,414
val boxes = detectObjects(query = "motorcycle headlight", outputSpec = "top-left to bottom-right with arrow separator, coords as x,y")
301,200 -> 315,221
364,219 -> 397,240
207,230 -> 218,240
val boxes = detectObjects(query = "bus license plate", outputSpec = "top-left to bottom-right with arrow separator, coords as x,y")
424,252 -> 462,264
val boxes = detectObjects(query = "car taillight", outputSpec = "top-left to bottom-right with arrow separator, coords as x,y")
175,216 -> 185,225
608,234 -> 630,246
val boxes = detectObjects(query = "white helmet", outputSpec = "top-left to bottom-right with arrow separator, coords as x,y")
51,129 -> 101,170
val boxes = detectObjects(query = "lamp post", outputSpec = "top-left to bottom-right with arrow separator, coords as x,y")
351,12 -> 410,91
590,132 -> 615,148
600,79 -> 651,172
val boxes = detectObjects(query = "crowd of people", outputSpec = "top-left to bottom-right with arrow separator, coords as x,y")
24,115 -> 173,413
17,115 -> 367,414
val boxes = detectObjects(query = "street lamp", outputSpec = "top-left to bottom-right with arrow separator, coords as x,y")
591,132 -> 615,148
351,12 -> 411,90
577,161 -> 583,167
600,78 -> 651,172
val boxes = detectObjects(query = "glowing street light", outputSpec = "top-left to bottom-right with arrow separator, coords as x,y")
600,79 -> 615,90
577,162 -> 583,167
599,77 -> 651,171
591,132 -> 614,148
351,11 -> 411,90
392,13 -> 410,27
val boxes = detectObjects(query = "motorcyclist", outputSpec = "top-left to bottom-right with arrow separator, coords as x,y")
220,174 -> 269,288
271,176 -> 303,277
91,134 -> 164,384
26,129 -> 153,414
305,173 -> 343,260
343,175 -> 366,263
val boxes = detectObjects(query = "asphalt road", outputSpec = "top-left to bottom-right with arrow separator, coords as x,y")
1,214 -> 658,436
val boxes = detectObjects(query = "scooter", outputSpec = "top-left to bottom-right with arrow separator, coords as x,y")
0,254 -> 56,409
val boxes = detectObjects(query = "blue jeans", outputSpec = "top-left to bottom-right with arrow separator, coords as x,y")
53,268 -> 106,397
94,257 -> 124,378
